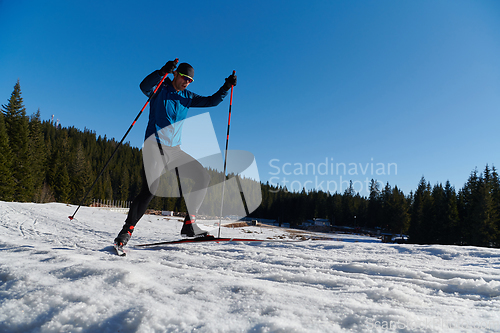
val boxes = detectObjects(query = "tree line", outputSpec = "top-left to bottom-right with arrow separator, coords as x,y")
1,81 -> 499,247
252,167 -> 500,248
1,81 -> 144,205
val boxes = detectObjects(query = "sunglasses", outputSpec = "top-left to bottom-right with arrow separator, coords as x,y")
178,73 -> 194,83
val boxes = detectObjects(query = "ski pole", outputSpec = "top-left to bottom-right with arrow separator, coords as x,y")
69,59 -> 179,220
218,71 -> 236,237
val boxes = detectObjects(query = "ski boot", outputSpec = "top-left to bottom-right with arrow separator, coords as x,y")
181,215 -> 208,238
114,224 -> 134,247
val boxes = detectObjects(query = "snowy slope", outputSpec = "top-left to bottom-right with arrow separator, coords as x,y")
1,201 -> 500,333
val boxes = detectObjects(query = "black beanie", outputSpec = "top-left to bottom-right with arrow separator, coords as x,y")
176,63 -> 194,79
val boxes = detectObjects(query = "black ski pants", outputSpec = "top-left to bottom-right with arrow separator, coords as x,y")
122,147 -> 210,229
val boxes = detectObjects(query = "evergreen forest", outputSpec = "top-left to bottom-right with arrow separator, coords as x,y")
2,81 -> 500,248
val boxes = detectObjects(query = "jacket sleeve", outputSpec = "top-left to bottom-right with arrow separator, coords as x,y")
139,70 -> 163,98
189,86 -> 229,108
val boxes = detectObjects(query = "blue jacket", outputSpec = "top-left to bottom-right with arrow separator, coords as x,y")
140,70 -> 228,146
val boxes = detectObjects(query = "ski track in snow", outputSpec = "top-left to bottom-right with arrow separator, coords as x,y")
1,201 -> 500,332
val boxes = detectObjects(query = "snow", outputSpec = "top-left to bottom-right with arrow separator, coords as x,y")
1,201 -> 500,332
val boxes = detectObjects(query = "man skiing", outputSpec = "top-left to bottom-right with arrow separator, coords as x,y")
114,59 -> 237,248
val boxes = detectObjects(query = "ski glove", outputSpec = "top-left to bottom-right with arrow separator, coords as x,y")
223,73 -> 237,91
160,60 -> 178,76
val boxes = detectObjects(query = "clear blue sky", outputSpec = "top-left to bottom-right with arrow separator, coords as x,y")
1,0 -> 500,196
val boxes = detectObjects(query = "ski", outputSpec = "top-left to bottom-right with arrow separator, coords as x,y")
113,243 -> 127,256
136,235 -> 308,247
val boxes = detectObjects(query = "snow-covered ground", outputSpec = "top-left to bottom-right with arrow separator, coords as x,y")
1,201 -> 500,333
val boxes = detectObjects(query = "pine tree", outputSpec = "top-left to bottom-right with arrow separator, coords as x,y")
491,166 -> 500,246
2,80 -> 33,201
29,109 -> 47,201
0,111 -> 14,200
54,165 -> 71,203
119,167 -> 130,201
380,182 -> 392,231
383,185 -> 410,235
408,177 -> 432,243
46,129 -> 71,203
460,166 -> 499,246
342,181 -> 357,226
461,169 -> 481,245
367,179 -> 382,228
478,165 -> 499,246
429,183 -> 446,243
70,141 -> 93,204
442,181 -> 459,244
103,172 -> 114,201
456,188 -> 467,245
